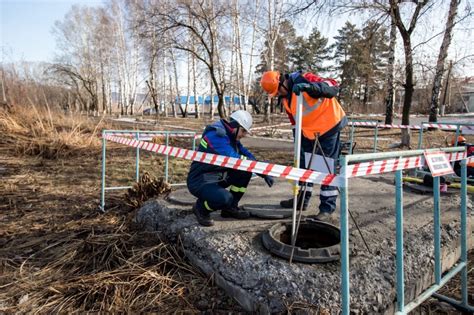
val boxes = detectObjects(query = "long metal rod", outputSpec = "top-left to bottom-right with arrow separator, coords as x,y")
291,95 -> 303,245
395,170 -> 404,312
104,186 -> 133,190
346,146 -> 463,163
395,262 -> 466,314
433,176 -> 441,284
339,155 -> 350,315
315,139 -> 371,254
289,134 -> 319,264
432,293 -> 474,313
103,129 -> 196,134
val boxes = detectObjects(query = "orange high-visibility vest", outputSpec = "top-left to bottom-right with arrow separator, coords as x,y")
283,92 -> 346,140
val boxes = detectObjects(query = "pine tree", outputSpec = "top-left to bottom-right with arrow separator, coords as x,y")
289,27 -> 330,73
332,22 -> 362,108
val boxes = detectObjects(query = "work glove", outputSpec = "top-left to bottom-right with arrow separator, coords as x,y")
263,175 -> 275,187
292,83 -> 313,96
256,173 -> 274,187
263,175 -> 274,187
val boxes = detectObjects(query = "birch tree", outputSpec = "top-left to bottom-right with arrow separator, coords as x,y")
428,0 -> 460,122
261,0 -> 285,122
140,0 -> 230,118
384,16 -> 397,124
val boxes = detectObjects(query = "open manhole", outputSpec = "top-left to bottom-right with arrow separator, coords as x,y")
262,220 -> 340,263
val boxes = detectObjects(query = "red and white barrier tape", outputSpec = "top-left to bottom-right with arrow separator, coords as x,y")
104,134 -> 344,187
105,132 -> 200,140
348,121 -> 472,131
343,151 -> 467,178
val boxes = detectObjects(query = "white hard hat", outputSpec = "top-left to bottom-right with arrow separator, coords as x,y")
230,110 -> 253,133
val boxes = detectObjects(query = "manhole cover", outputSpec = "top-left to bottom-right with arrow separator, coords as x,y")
262,220 -> 340,263
167,188 -> 196,206
243,204 -> 292,219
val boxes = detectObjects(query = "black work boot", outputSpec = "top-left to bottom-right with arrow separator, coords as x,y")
221,206 -> 250,219
279,192 -> 311,210
193,203 -> 214,227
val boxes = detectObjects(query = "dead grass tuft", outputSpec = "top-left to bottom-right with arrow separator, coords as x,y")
125,172 -> 172,209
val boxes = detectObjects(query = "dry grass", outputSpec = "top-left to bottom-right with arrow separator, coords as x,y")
0,107 -> 242,313
0,106 -> 104,159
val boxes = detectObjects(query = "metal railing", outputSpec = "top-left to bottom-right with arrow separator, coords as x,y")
346,119 -> 381,154
416,121 -> 474,183
100,129 -> 196,211
338,147 -> 472,314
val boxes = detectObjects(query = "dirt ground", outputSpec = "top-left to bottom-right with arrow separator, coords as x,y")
0,110 -> 472,313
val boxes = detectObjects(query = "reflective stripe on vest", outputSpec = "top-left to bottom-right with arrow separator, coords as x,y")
284,92 -> 345,140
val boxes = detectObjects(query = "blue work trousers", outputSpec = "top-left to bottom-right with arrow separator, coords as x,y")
300,132 -> 341,214
190,169 -> 252,212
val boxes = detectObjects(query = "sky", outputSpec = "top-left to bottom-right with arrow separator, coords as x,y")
1,0 -> 473,78
0,0 -> 102,63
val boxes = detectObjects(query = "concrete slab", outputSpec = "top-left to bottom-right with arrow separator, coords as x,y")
137,175 -> 474,313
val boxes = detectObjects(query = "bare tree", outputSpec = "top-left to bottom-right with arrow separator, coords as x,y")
428,0 -> 461,122
261,0 -> 285,122
384,14 -> 397,124
243,0 -> 261,113
389,0 -> 430,146
140,0 -> 231,118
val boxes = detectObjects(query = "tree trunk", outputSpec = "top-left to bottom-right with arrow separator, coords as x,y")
401,38 -> 414,147
429,0 -> 459,122
192,54 -> 199,118
389,0 -> 427,146
384,18 -> 397,124
385,17 -> 397,124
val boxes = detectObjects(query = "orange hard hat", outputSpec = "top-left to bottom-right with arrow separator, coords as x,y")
260,71 -> 280,97
451,135 -> 466,146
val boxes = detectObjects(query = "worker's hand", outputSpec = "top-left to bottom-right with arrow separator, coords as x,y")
292,83 -> 312,96
263,175 -> 274,188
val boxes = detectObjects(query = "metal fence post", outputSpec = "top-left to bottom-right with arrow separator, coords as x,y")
417,124 -> 424,149
433,175 -> 441,284
460,159 -> 468,305
100,130 -> 107,211
395,169 -> 405,312
165,132 -> 169,183
339,155 -> 350,315
373,123 -> 379,153
349,124 -> 355,154
135,131 -> 140,182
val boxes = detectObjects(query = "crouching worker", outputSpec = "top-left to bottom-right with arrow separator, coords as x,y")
187,110 -> 274,226
452,136 -> 474,178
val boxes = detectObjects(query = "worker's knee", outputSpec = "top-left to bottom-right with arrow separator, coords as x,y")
220,192 -> 234,209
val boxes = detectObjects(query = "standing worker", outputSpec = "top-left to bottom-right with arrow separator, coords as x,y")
260,70 -> 347,220
187,110 -> 274,226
